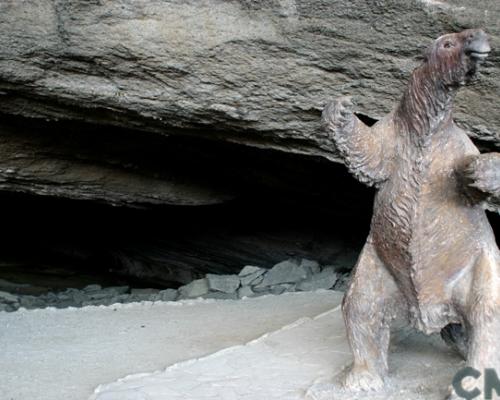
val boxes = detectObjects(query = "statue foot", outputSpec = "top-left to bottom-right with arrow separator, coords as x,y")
343,365 -> 385,392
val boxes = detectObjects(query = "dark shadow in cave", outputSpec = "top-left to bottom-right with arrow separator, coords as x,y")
0,115 -> 376,289
0,115 -> 497,291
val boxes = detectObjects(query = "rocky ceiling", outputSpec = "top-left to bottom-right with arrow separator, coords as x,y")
0,0 -> 498,206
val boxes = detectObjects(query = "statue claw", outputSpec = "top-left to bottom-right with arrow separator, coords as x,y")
339,96 -> 354,109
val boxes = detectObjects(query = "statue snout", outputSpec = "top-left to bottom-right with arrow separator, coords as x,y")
464,29 -> 491,60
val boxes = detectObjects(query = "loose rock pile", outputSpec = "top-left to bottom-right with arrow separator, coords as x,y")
0,258 -> 351,312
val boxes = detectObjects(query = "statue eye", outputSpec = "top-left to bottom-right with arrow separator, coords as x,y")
443,41 -> 454,49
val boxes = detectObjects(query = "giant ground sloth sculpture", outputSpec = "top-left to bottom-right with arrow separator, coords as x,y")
323,29 -> 500,398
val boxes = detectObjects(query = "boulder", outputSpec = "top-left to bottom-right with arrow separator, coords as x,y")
238,266 -> 267,287
159,289 -> 179,302
130,288 -> 160,296
0,290 -> 19,304
178,278 -> 210,299
256,259 -> 309,288
0,304 -> 14,312
269,284 -> 295,295
19,295 -> 47,309
300,259 -> 321,275
202,292 -> 238,300
206,274 -> 241,294
237,286 -> 255,299
296,267 -> 338,291
238,266 -> 263,277
83,284 -> 102,292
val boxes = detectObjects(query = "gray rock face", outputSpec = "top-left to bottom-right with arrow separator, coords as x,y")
0,290 -> 18,304
269,284 -> 295,295
247,274 -> 265,287
237,286 -> 255,299
131,288 -> 160,296
0,304 -> 14,312
256,259 -> 309,287
238,266 -> 263,277
159,289 -> 178,302
83,284 -> 102,292
206,274 -> 241,294
296,267 -> 338,291
0,257 -> 347,311
300,259 -> 321,275
238,266 -> 267,286
202,292 -> 238,300
0,0 -> 498,206
129,288 -> 161,301
19,296 -> 46,309
178,278 -> 210,299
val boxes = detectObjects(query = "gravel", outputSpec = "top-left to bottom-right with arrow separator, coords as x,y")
0,257 -> 353,312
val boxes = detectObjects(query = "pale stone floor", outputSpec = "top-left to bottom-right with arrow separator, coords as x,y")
0,290 -> 464,400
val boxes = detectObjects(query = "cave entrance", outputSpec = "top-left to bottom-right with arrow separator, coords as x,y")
0,115 -> 376,298
0,115 -> 497,309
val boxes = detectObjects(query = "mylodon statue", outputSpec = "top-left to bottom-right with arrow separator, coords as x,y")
323,29 -> 500,399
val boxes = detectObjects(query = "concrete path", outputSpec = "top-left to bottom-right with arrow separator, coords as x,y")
0,291 -> 343,400
92,295 -> 463,400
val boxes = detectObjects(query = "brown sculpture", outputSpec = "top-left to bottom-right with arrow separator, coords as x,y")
322,29 -> 500,398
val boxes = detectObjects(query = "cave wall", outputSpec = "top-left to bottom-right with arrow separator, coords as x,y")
0,1 -> 498,207
0,1 -> 499,167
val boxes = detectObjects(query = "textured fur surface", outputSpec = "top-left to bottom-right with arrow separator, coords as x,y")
322,29 -> 500,398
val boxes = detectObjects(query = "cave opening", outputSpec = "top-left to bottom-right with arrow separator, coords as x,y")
0,115 -> 376,297
0,115 -> 498,304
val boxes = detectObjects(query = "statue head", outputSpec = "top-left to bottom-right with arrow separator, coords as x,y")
423,29 -> 490,87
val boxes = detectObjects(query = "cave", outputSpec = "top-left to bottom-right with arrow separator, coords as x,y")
1,113 -> 499,296
0,113 -> 376,292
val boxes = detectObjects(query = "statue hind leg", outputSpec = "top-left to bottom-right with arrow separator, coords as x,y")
448,249 -> 500,400
342,239 -> 406,391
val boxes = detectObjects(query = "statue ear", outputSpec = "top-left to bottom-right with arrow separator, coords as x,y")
422,44 -> 433,62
